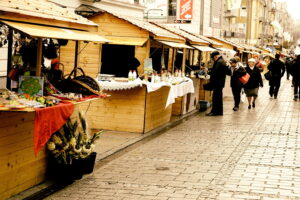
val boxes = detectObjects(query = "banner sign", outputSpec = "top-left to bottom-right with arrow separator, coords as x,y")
178,0 -> 193,20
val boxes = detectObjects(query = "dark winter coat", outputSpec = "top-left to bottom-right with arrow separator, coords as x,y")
268,59 -> 285,80
244,66 -> 263,89
209,56 -> 228,89
292,59 -> 300,83
226,65 -> 247,89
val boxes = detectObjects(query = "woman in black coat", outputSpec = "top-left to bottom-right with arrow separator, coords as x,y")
244,58 -> 263,109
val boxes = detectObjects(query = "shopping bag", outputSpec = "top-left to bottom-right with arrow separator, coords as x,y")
239,73 -> 250,85
241,89 -> 246,103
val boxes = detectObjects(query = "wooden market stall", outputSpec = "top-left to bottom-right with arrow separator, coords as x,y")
150,24 -> 212,115
59,8 -> 196,133
0,1 -> 107,199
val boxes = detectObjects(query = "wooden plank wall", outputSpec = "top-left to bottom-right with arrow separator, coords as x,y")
77,87 -> 146,133
59,41 -> 101,78
144,86 -> 172,133
77,42 -> 101,78
135,40 -> 150,75
90,13 -> 149,38
0,112 -> 47,200
172,97 -> 184,116
59,41 -> 76,76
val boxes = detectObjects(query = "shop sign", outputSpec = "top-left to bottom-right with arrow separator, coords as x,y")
178,0 -> 193,20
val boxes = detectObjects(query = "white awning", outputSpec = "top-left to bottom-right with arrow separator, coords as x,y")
217,47 -> 236,54
157,40 -> 193,49
192,45 -> 215,52
1,20 -> 109,43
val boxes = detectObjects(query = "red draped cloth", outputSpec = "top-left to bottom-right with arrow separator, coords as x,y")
34,103 -> 74,155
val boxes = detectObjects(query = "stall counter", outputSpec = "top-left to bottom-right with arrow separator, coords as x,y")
0,99 -> 98,200
78,85 -> 172,133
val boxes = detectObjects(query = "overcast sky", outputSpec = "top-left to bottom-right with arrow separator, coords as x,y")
277,0 -> 300,19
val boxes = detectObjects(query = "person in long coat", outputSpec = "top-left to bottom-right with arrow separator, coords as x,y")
227,58 -> 247,111
268,53 -> 285,99
244,58 -> 263,109
291,55 -> 300,100
207,51 -> 228,116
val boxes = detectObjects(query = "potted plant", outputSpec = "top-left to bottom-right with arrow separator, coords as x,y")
47,111 -> 102,182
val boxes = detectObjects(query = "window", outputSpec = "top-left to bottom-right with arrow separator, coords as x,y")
168,0 -> 177,16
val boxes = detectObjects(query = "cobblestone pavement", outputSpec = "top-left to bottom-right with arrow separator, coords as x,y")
45,79 -> 300,200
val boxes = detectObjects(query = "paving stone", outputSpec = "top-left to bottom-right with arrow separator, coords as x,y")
43,80 -> 300,199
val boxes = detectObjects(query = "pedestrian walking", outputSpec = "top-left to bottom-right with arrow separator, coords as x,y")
227,58 -> 247,111
285,57 -> 293,80
291,55 -> 300,100
244,58 -> 263,109
267,54 -> 285,99
206,51 -> 227,116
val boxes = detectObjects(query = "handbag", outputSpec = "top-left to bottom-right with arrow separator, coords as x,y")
264,71 -> 272,80
239,73 -> 250,85
56,67 -> 100,95
8,67 -> 20,81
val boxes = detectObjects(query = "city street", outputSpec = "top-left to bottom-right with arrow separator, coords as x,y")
44,78 -> 300,200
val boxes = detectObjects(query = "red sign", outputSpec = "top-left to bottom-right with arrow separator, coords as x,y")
179,0 -> 193,20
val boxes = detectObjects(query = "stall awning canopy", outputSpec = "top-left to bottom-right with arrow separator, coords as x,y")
192,45 -> 215,52
1,20 -> 109,43
157,40 -> 193,49
104,36 -> 148,46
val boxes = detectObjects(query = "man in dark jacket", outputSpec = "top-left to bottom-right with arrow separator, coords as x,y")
285,57 -> 294,80
268,53 -> 285,99
207,51 -> 227,116
291,55 -> 300,100
227,58 -> 246,111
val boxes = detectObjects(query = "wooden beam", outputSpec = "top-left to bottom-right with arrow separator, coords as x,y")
182,48 -> 187,73
6,28 -> 13,89
35,38 -> 42,76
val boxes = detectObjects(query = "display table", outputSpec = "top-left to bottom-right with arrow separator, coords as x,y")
199,78 -> 212,102
0,99 -> 96,200
172,78 -> 199,116
78,85 -> 171,133
78,78 -> 194,133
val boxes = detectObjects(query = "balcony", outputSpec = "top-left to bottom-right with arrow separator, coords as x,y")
224,9 -> 239,18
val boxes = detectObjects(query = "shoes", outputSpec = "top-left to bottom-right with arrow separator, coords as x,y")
274,96 -> 277,99
252,102 -> 255,108
233,107 -> 239,111
248,105 -> 251,109
206,112 -> 222,116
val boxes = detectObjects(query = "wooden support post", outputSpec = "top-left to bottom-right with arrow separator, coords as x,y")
6,28 -> 13,89
192,49 -> 195,66
35,38 -> 42,76
182,48 -> 187,73
172,48 -> 176,74
74,40 -> 79,77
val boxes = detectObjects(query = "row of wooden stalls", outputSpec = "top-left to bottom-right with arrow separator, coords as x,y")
58,9 -> 223,133
0,1 -> 267,199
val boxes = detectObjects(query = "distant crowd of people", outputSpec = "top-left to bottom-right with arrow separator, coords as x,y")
206,50 -> 298,116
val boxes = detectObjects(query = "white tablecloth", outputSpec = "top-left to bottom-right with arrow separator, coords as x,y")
165,79 -> 195,108
98,79 -> 143,91
98,78 -> 194,108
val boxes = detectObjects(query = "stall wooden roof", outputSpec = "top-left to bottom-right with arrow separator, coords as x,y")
208,36 -> 243,51
179,30 -> 222,47
94,8 -> 185,43
150,23 -> 209,46
0,0 -> 98,31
